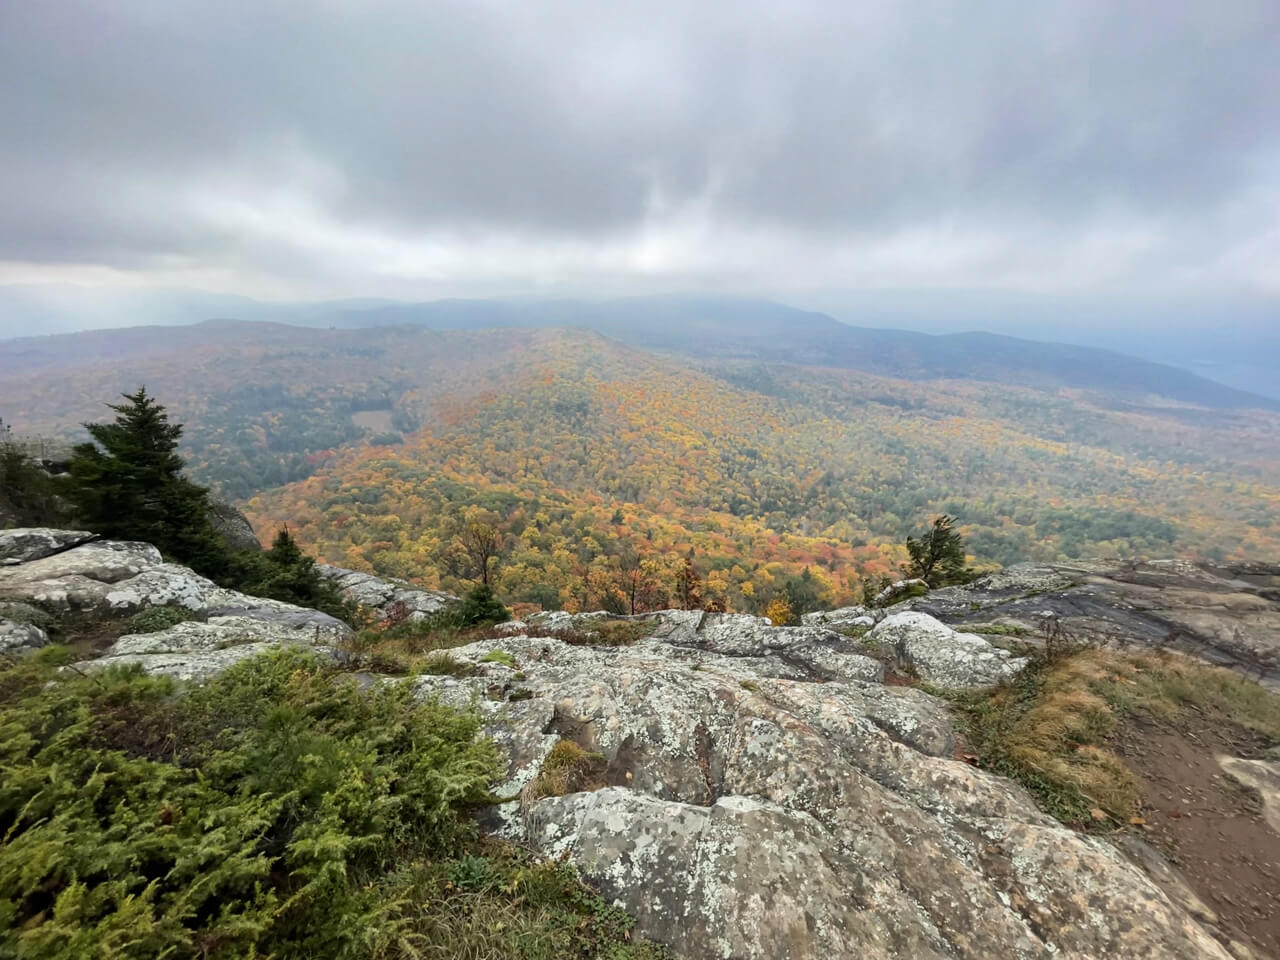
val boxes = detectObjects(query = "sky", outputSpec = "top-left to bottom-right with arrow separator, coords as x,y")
0,1 -> 1278,330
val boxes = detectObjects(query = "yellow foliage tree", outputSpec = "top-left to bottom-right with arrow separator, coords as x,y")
765,596 -> 795,627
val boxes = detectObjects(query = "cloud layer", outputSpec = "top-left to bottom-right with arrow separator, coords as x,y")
1,0 -> 1278,299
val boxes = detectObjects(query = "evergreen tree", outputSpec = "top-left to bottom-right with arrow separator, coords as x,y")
66,388 -> 229,576
0,420 -> 68,527
230,527 -> 353,622
455,583 -> 511,627
905,514 -> 969,586
782,567 -> 820,615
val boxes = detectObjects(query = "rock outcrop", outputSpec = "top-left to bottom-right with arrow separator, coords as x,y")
0,527 -> 97,565
804,603 -> 874,630
644,609 -> 885,682
1217,755 -> 1280,836
0,527 -> 351,678
869,610 -> 1028,688
407,612 -> 1235,960
317,563 -> 455,621
0,616 -> 47,653
1,532 -> 1271,959
207,499 -> 262,552
901,559 -> 1280,690
873,577 -> 927,606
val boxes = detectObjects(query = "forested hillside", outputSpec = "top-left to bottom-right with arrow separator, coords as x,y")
2,320 -> 1278,612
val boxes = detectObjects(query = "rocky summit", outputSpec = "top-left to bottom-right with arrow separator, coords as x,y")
1,528 -> 1276,959
413,618 -> 1238,960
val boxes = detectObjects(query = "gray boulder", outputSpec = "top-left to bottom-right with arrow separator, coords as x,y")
0,617 -> 47,653
207,499 -> 261,552
87,612 -> 348,680
512,609 -> 887,683
870,611 -> 1027,688
317,564 -> 455,621
874,577 -> 928,606
409,632 -> 1231,960
0,527 -> 97,565
906,558 -> 1280,690
804,604 -> 873,628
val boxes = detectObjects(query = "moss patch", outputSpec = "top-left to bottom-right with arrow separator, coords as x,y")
125,604 -> 200,634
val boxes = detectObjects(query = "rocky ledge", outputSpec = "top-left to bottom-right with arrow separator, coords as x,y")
2,530 -> 1274,959
900,558 -> 1280,690
412,615 -> 1236,960
317,562 -> 455,621
0,527 -> 351,679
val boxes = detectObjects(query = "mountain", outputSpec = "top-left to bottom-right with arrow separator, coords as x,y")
316,296 -> 1280,412
2,318 -> 1278,612
5,288 -> 1274,410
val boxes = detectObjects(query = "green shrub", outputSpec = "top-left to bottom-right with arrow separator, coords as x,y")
456,584 -> 511,627
0,649 -> 668,959
227,528 -> 357,625
125,604 -> 199,634
0,602 -> 55,632
0,649 -> 501,958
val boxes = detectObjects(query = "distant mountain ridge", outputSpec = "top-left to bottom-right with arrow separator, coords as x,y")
2,292 -> 1274,410
317,297 -> 1279,411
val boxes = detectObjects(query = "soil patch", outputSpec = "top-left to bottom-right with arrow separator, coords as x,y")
1113,712 -> 1280,958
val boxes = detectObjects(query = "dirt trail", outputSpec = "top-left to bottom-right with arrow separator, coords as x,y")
1114,714 -> 1280,958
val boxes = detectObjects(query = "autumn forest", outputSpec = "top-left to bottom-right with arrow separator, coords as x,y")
2,318 -> 1277,613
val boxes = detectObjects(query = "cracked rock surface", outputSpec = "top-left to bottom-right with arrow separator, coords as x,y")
869,611 -> 1028,689
409,612 -> 1233,960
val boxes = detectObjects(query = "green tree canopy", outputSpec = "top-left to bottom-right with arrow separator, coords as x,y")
66,388 -> 229,577
227,527 -> 353,622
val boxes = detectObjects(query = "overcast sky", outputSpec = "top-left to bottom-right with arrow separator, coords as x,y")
1,0 -> 1278,311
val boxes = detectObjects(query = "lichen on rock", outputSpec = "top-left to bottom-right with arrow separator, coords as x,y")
870,610 -> 1028,688
406,613 -> 1233,960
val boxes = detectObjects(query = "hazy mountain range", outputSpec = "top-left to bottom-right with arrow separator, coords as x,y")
2,291 -> 1276,410
3,299 -> 1279,592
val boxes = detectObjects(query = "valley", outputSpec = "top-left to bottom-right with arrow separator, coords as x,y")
2,307 -> 1278,613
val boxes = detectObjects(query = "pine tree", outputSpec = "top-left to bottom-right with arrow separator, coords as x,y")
229,527 -> 352,620
66,388 -> 230,576
783,567 -> 820,615
455,583 -> 511,626
905,514 -> 968,586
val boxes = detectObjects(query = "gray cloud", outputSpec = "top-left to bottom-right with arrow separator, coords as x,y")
0,0 -> 1278,299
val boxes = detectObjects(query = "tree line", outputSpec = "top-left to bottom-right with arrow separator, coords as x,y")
3,389 -> 975,624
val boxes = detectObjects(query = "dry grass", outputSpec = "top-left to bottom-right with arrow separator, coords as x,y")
340,621 -> 519,675
342,616 -> 653,676
951,646 -> 1280,825
537,619 -> 655,647
523,740 -> 608,802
